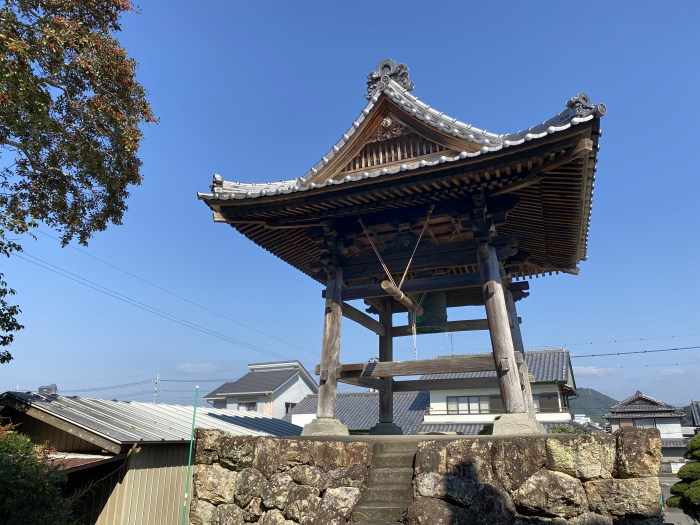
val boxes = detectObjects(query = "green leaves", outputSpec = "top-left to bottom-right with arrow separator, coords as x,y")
0,0 -> 155,362
0,422 -> 75,523
669,437 -> 700,521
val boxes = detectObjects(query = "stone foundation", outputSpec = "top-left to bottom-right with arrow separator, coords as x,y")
190,430 -> 373,524
191,428 -> 662,525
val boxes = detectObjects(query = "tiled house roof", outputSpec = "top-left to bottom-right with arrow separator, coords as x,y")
603,390 -> 685,420
204,369 -> 297,399
204,361 -> 318,400
691,400 -> 700,427
284,392 -> 429,435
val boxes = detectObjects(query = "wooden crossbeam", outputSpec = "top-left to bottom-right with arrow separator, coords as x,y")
315,354 -> 522,379
341,302 -> 385,336
339,237 -> 518,281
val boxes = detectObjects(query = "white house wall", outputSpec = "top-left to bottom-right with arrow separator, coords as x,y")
273,376 -> 316,420
225,395 -> 264,413
424,384 -> 571,424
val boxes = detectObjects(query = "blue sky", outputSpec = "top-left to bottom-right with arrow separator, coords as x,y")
2,1 -> 699,407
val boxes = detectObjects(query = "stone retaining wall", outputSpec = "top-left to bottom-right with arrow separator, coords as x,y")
190,428 -> 662,525
408,428 -> 662,525
190,430 -> 373,525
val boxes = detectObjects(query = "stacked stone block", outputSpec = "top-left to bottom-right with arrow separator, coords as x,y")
191,430 -> 372,525
407,428 -> 663,525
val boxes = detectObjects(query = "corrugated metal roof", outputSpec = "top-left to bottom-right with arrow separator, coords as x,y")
204,369 -> 298,399
2,392 -> 301,445
422,349 -> 570,383
692,400 -> 700,427
285,392 -> 429,435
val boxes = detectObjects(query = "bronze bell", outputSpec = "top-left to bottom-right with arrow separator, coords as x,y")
408,291 -> 448,333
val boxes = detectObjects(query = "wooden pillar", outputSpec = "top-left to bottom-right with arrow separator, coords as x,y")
378,299 -> 393,424
478,242 -> 526,414
504,281 -> 536,418
317,267 -> 343,419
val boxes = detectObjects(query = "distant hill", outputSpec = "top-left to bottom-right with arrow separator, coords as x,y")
569,388 -> 619,426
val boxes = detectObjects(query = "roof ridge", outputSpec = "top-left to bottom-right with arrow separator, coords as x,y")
198,60 -> 605,202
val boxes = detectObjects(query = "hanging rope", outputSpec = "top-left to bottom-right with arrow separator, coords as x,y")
358,218 -> 397,288
398,204 -> 434,289
359,205 -> 435,361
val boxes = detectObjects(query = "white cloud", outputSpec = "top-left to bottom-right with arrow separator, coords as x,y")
573,366 -> 617,377
177,363 -> 221,374
659,368 -> 685,378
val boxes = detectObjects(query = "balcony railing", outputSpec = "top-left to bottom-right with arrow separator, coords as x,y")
425,407 -> 569,416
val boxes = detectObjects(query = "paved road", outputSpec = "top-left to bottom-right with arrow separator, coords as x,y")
660,476 -> 696,525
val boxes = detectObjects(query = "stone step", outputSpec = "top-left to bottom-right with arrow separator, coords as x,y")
368,467 -> 413,484
360,483 -> 413,502
351,501 -> 407,523
373,440 -> 420,455
372,451 -> 414,469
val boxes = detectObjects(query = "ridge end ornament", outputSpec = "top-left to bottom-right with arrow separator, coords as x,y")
366,59 -> 414,100
566,92 -> 607,117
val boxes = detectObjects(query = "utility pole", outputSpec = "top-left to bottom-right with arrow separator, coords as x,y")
152,374 -> 159,404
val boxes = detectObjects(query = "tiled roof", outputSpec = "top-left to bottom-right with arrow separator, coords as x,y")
661,438 -> 688,449
603,411 -> 683,419
199,61 -> 605,202
2,391 -> 302,445
417,420 -> 590,435
605,391 -> 685,419
691,400 -> 700,427
422,349 -> 570,383
284,392 -> 429,435
204,369 -> 298,399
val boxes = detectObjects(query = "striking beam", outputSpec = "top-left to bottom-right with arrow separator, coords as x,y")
341,302 -> 385,336
381,281 -> 423,315
334,272 -> 483,301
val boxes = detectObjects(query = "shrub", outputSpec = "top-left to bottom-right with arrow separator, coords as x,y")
479,423 -> 493,435
668,436 -> 700,522
0,422 -> 75,524
686,434 -> 700,461
678,462 -> 700,482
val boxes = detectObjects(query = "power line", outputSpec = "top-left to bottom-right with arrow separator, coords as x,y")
62,380 -> 153,393
15,252 -> 300,360
36,229 -> 314,355
570,345 -> 700,359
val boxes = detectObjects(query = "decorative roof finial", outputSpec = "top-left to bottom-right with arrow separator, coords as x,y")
566,93 -> 607,117
366,59 -> 414,100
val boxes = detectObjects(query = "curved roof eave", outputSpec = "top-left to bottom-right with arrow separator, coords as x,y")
198,80 -> 605,202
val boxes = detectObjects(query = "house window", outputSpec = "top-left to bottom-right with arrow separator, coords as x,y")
237,400 -> 257,412
285,402 -> 297,414
538,393 -> 560,413
446,396 -> 490,414
634,419 -> 654,429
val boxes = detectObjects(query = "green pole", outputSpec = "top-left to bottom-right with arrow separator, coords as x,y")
181,385 -> 199,525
